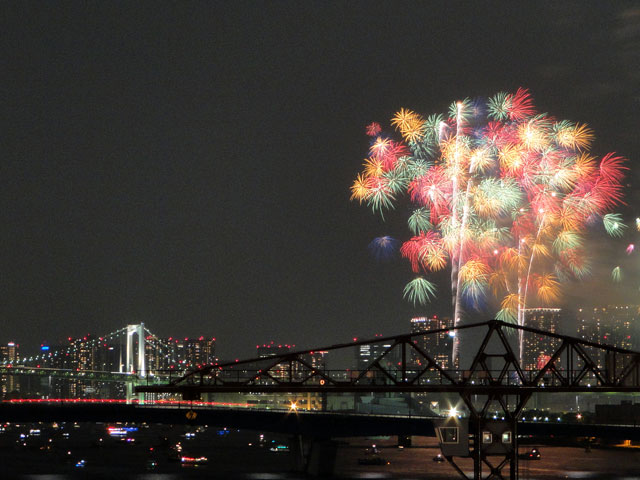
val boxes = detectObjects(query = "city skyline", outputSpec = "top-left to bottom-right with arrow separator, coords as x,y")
3,3 -> 639,359
4,303 -> 640,364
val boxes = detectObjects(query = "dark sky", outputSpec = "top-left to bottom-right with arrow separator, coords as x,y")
2,2 -> 639,358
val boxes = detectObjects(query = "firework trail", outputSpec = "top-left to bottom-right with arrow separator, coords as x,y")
351,88 -> 627,364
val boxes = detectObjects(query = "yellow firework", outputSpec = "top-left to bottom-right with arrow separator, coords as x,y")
459,259 -> 490,282
391,108 -> 419,132
419,244 -> 448,272
500,293 -> 521,312
440,137 -> 471,167
363,157 -> 384,177
518,122 -> 549,151
489,270 -> 508,297
500,247 -> 527,272
498,143 -> 524,173
556,123 -> 594,151
370,137 -> 392,158
535,273 -> 561,304
558,207 -> 582,232
391,108 -> 425,143
473,187 -> 502,218
572,153 -> 597,180
531,242 -> 551,259
350,173 -> 370,203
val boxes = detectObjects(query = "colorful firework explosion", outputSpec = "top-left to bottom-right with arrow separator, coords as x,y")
350,88 -> 627,362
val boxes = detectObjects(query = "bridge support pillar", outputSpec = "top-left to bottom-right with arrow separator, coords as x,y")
290,435 -> 337,477
306,439 -> 337,476
290,434 -> 308,472
125,382 -> 145,404
438,392 -> 529,480
462,392 -> 530,480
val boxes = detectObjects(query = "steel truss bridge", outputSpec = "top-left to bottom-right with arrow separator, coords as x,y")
137,320 -> 640,480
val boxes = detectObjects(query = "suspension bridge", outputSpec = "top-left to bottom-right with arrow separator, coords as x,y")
0,323 -> 177,400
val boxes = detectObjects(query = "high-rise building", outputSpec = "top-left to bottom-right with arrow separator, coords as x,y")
173,337 -> 216,368
145,337 -> 172,371
256,342 -> 298,381
410,316 -> 453,371
577,305 -> 638,348
577,307 -> 600,345
0,342 -> 19,398
355,334 -> 394,371
576,305 -> 638,368
0,342 -> 19,364
304,350 -> 329,371
522,308 -> 562,371
601,305 -> 636,351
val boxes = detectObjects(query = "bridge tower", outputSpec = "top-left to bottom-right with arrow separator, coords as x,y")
125,323 -> 146,376
124,323 -> 145,404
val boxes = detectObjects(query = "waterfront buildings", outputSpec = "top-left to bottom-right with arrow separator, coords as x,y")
0,334 -> 216,400
521,308 -> 563,371
576,305 -> 638,368
577,305 -> 636,350
409,316 -> 453,371
0,342 -> 19,397
355,334 -> 395,371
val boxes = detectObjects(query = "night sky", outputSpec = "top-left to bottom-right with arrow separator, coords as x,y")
3,2 -> 640,358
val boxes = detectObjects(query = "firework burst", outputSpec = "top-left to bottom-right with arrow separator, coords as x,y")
351,88 -> 627,362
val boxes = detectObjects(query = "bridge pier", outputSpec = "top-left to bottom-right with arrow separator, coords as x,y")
125,383 -> 144,404
290,435 -> 337,476
454,392 -> 529,480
